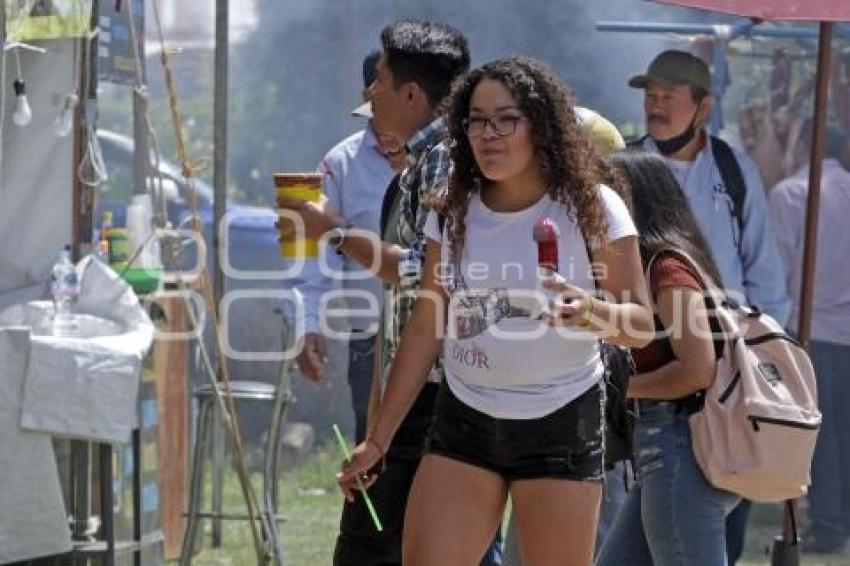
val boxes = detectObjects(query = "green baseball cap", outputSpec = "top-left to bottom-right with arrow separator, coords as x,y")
628,50 -> 711,93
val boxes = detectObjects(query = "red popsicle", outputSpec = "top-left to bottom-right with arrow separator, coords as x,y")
533,217 -> 559,272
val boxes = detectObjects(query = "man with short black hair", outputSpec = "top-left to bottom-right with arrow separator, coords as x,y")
629,49 -> 791,564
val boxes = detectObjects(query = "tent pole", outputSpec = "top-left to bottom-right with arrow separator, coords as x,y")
211,0 -> 229,550
774,21 -> 834,565
797,22 -> 833,348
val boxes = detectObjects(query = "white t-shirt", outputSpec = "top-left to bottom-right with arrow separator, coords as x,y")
424,185 -> 637,418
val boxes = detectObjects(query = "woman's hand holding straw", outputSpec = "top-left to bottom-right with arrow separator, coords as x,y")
333,424 -> 384,532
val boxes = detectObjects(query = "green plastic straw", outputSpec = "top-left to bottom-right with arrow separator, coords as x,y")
332,424 -> 383,532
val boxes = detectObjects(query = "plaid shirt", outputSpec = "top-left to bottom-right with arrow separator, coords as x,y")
383,117 -> 451,383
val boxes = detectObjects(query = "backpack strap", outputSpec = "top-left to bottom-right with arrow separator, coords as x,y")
629,135 -> 747,251
709,136 -> 746,247
626,135 -> 648,151
645,248 -> 741,340
379,174 -> 402,238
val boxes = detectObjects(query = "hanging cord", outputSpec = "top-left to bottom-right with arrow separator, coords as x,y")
129,2 -> 273,561
0,48 -> 7,184
77,29 -> 108,187
127,0 -> 209,229
125,0 -> 167,228
14,48 -> 23,79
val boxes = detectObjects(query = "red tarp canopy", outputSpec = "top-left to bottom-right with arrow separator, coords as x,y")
654,0 -> 850,22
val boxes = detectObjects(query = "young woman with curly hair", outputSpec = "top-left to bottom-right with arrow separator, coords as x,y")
339,57 -> 653,565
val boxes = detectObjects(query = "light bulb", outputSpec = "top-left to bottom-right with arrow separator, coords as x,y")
12,79 -> 32,127
54,92 -> 78,137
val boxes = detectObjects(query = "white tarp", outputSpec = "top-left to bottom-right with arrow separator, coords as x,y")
0,327 -> 72,563
0,37 -> 77,303
0,256 -> 154,443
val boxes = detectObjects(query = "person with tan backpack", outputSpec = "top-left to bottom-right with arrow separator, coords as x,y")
599,150 -> 820,566
627,51 -> 793,562
597,151 -> 743,566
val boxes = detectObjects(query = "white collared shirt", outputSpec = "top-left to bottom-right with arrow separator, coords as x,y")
769,159 -> 850,345
290,127 -> 395,337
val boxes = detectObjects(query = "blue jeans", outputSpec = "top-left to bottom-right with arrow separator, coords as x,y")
597,402 -> 740,566
347,334 -> 376,444
807,340 -> 850,540
596,461 -> 630,554
724,499 -> 751,564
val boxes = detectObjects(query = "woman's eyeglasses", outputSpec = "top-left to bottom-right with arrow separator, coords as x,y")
462,114 -> 525,138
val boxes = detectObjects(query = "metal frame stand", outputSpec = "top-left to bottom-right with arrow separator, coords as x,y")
63,433 -> 144,565
180,334 -> 295,565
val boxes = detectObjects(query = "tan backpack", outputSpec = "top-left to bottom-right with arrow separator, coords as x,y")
646,249 -> 821,502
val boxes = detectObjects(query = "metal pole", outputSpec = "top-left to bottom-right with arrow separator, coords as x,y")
211,0 -> 229,549
132,0 -> 149,199
212,0 -> 229,314
73,0 -> 101,259
595,21 -> 850,40
797,22 -> 833,347
213,0 -> 228,319
0,2 -> 4,184
771,21 -> 834,566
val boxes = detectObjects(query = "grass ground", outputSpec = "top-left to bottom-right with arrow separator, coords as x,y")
186,445 -> 847,565
187,443 -> 342,565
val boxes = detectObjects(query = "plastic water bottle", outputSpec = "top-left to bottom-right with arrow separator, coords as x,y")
51,245 -> 79,326
95,238 -> 109,263
94,210 -> 112,263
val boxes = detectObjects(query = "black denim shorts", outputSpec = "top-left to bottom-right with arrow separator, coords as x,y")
425,380 -> 605,482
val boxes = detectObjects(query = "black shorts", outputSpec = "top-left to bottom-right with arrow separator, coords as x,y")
425,380 -> 605,482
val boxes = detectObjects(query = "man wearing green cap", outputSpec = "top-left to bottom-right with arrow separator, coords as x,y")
629,50 -> 713,155
628,49 -> 788,326
628,49 -> 791,564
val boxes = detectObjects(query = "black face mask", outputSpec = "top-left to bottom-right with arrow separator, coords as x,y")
652,105 -> 701,156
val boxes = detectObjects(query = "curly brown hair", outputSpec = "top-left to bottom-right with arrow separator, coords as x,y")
443,57 -> 617,258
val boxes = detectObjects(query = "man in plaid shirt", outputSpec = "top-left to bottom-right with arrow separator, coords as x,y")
279,20 -> 503,566
384,116 -> 451,387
